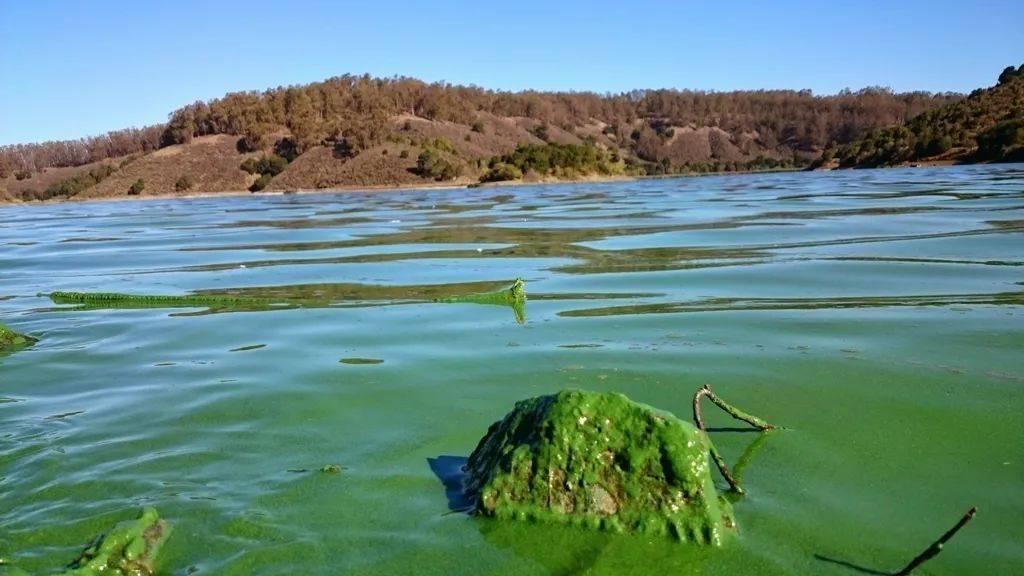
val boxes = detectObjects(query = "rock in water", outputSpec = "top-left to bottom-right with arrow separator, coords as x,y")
464,390 -> 736,544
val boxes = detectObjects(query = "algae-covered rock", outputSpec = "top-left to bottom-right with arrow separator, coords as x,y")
64,507 -> 169,576
464,390 -> 735,544
0,324 -> 35,353
0,508 -> 169,576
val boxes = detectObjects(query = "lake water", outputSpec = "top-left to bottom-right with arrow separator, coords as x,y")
1,165 -> 1022,575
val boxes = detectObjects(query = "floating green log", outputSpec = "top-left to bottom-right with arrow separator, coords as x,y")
464,389 -> 735,544
0,508 -> 169,576
0,323 -> 36,353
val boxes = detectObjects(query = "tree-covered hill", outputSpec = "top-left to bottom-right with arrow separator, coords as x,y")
821,64 -> 1024,168
0,73 -> 975,201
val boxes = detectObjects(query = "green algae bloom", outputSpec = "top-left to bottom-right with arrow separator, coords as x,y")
45,279 -> 528,323
64,507 -> 169,576
435,278 -> 526,324
0,508 -> 168,576
0,324 -> 35,353
464,390 -> 735,544
47,291 -> 281,312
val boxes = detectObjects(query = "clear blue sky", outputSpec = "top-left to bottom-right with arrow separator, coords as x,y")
1,0 -> 1021,145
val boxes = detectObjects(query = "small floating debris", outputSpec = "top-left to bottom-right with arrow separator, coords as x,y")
339,357 -> 383,365
229,344 -> 266,352
320,464 -> 346,474
557,343 -> 604,349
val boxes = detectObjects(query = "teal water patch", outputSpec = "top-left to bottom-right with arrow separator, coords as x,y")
0,165 -> 1022,574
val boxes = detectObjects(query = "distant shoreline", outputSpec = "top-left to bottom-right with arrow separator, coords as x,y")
0,169 -> 812,207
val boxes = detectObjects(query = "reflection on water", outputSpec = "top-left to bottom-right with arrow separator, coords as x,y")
0,165 -> 1022,575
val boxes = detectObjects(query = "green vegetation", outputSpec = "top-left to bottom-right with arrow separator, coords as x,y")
14,170 -> 31,180
481,143 -> 624,182
0,508 -> 169,576
998,64 -> 1024,85
174,174 -> 195,192
240,154 -> 288,177
415,139 -> 462,181
435,278 -> 526,323
64,508 -> 168,576
0,323 -> 36,353
977,117 -> 1024,162
241,154 -> 289,191
825,64 -> 1024,167
465,390 -> 735,543
128,178 -> 145,196
480,162 -> 523,183
249,174 -> 273,192
19,164 -> 118,201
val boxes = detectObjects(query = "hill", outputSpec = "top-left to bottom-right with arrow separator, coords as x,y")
819,64 -> 1024,168
0,75 -> 964,202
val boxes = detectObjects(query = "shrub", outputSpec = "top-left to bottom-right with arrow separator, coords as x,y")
977,117 -> 1024,159
430,138 -> 456,154
240,157 -> 259,174
399,149 -> 409,159
240,154 -> 288,176
236,129 -> 266,153
14,170 -> 31,180
532,124 -> 550,141
22,163 -> 119,201
174,175 -> 195,191
487,143 -> 623,178
480,162 -> 523,182
128,179 -> 145,195
416,147 -> 462,181
274,138 -> 300,162
471,121 -> 485,134
249,174 -> 272,192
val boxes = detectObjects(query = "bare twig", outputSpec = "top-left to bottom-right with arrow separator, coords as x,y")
895,506 -> 977,575
692,384 -> 775,494
692,384 -> 775,432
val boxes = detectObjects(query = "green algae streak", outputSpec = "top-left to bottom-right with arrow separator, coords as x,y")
465,390 -> 735,544
47,291 -> 286,312
0,324 -> 35,353
0,508 -> 168,576
435,278 -> 527,324
46,280 -> 528,323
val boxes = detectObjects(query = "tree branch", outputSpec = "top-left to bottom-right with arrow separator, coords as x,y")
895,506 -> 977,575
691,384 -> 775,494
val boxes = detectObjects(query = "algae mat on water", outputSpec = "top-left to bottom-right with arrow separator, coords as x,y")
0,324 -> 35,353
1,166 -> 1022,575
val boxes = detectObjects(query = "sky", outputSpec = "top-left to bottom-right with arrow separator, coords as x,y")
1,0 -> 1022,145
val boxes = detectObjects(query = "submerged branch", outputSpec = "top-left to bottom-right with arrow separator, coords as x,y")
692,384 -> 775,493
895,506 -> 977,575
692,384 -> 775,432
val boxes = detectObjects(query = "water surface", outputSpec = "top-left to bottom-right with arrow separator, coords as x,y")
1,165 -> 1023,575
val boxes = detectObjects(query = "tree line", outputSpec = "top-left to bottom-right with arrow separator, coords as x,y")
1,74 -> 962,176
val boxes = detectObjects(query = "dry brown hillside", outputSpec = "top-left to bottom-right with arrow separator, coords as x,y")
80,136 -> 260,199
